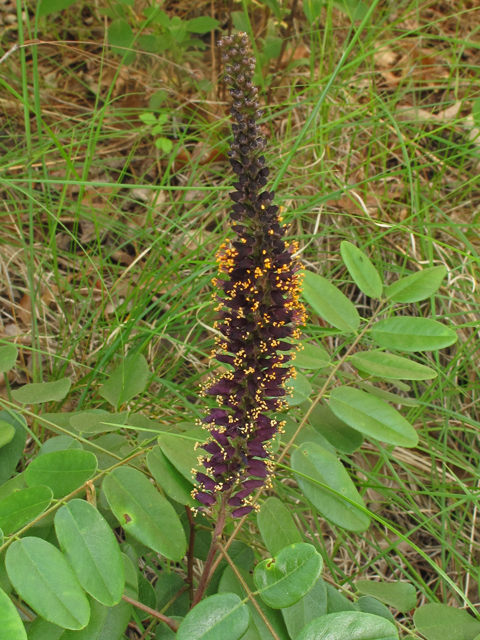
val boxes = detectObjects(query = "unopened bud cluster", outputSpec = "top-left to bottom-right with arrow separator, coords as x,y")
193,33 -> 306,517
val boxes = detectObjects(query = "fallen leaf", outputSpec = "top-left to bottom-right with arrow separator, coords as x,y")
18,293 -> 32,325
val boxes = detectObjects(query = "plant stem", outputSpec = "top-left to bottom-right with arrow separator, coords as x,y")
191,494 -> 228,607
121,595 -> 179,632
185,505 -> 196,603
218,543 -> 281,640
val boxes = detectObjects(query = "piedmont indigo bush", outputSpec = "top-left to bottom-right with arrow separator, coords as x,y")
193,32 -> 306,517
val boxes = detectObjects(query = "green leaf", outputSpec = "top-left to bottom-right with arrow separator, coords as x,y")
355,580 -> 415,613
0,473 -> 26,501
186,16 -> 220,33
0,421 -> 15,449
156,137 -> 173,153
263,36 -> 283,60
282,415 -> 336,454
54,499 -> 124,606
0,411 -> 27,485
282,576 -> 328,640
0,550 -> 11,594
0,345 -> 18,373
70,411 -> 129,435
302,270 -> 360,333
303,0 -> 322,22
108,18 -> 135,59
326,583 -> 356,613
11,378 -> 71,404
351,350 -> 437,380
297,611 -> 398,640
6,537 -> 90,630
0,585 -> 27,640
358,382 -> 419,407
147,446 -> 198,506
254,543 -> 323,609
155,572 -> 189,617
37,0 -> 76,17
39,435 -> 82,455
308,404 -> 364,454
100,354 -> 149,409
262,0 -> 282,20
72,599 -> 132,640
414,604 -> 480,640
102,466 -> 187,561
335,0 -> 369,20
257,497 -> 302,557
219,566 -> 290,640
176,593 -> 250,640
231,11 -> 250,32
26,616 -> 64,640
25,450 -> 97,498
157,430 -> 205,483
340,242 -> 383,299
138,574 -> 156,610
149,90 -> 168,110
371,317 -> 457,352
287,371 -> 313,406
355,596 -> 395,623
0,485 -> 53,535
122,553 -> 138,600
294,343 -> 330,369
329,387 -> 418,447
60,596 -> 108,640
291,442 -> 370,532
385,266 -> 446,303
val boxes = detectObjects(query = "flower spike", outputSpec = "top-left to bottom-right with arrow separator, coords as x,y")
193,32 -> 306,516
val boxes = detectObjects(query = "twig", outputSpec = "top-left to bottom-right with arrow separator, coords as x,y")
185,505 -> 196,603
0,43 -> 19,65
191,493 -> 228,606
121,595 -> 179,632
217,543 -> 281,640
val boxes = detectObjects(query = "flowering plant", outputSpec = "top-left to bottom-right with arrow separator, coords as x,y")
193,33 -> 306,521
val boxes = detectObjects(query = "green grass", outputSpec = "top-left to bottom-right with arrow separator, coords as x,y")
1,0 -> 480,636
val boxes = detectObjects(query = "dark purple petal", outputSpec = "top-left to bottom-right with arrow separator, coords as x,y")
203,442 -> 222,455
196,473 -> 216,492
242,479 -> 264,491
212,430 -> 229,447
204,408 -> 229,423
207,380 -> 235,396
232,506 -> 253,518
248,441 -> 268,457
195,492 -> 216,506
248,460 -> 268,477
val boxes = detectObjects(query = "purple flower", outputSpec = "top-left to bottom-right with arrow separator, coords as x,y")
192,32 -> 305,515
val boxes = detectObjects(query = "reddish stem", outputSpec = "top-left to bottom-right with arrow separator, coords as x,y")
122,595 -> 179,632
185,505 -> 196,603
191,495 -> 228,607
